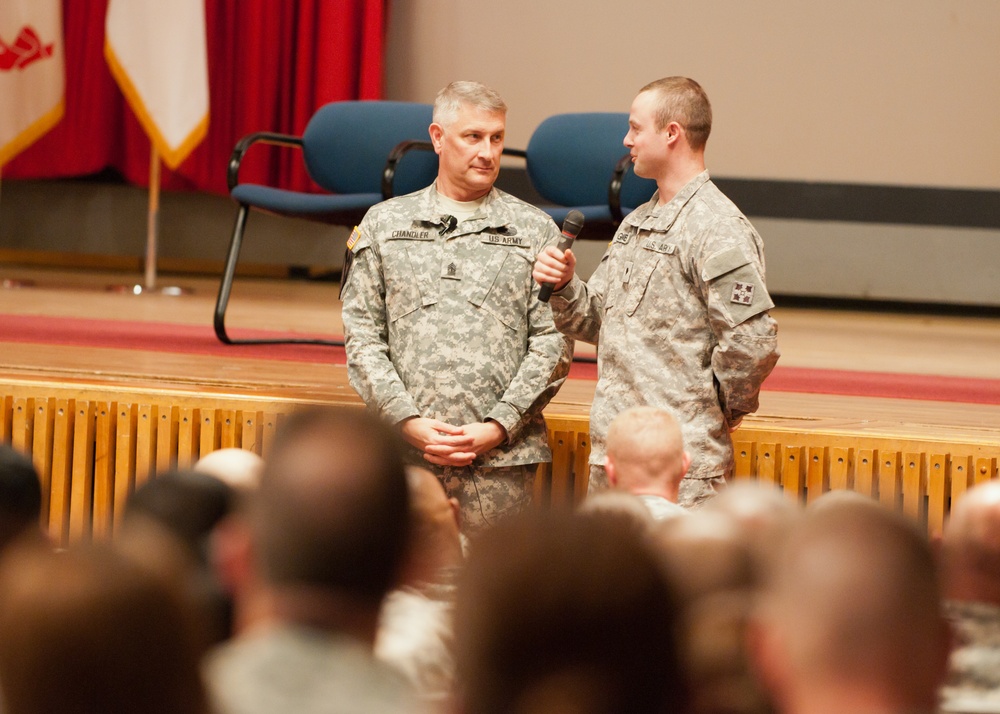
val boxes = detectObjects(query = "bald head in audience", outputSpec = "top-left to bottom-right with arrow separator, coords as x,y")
194,448 -> 264,492
605,406 -> 690,501
750,501 -> 949,714
0,541 -> 207,714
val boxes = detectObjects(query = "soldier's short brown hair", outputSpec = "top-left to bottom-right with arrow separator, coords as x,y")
639,76 -> 712,150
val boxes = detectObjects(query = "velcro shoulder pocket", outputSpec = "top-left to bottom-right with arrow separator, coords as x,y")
702,247 -> 750,281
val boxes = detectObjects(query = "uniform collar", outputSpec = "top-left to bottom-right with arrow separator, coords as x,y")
412,183 -> 517,236
625,170 -> 711,232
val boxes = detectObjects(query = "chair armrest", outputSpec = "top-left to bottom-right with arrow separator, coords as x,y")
608,152 -> 632,224
382,140 -> 435,198
227,132 -> 304,192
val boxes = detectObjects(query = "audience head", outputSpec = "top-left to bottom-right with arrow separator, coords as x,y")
399,466 -> 463,586
125,470 -> 233,557
941,480 -> 1000,605
750,501 -> 949,714
455,510 -> 688,714
605,406 -> 690,501
578,489 -> 656,533
0,445 -> 43,552
123,470 -> 236,645
252,406 -> 410,604
0,541 -> 207,714
653,512 -> 768,714
194,448 -> 263,492
702,480 -> 800,574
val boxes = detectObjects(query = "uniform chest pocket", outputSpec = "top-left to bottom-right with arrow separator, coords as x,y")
620,255 -> 661,317
468,248 -> 533,330
384,239 -> 438,323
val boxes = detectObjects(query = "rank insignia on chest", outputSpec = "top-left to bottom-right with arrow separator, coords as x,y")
442,261 -> 461,281
622,261 -> 634,285
731,281 -> 755,305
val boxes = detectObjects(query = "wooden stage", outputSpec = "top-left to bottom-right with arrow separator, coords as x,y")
2,265 -> 999,542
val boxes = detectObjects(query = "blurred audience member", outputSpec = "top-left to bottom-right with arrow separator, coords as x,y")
939,480 -> 1000,712
655,511 -> 772,714
205,406 -> 420,714
0,445 -> 44,553
578,489 -> 657,533
750,501 -> 950,714
0,541 -> 208,714
454,510 -> 688,714
604,406 -> 690,521
702,480 -> 799,574
123,470 -> 236,645
376,466 -> 464,703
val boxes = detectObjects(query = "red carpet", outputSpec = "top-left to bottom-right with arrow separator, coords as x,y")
4,313 -> 1000,405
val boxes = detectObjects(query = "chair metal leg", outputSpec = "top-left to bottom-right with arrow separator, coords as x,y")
214,204 -> 249,344
213,203 -> 345,347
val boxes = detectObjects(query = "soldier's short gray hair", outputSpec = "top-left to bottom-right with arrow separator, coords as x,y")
433,81 -> 507,128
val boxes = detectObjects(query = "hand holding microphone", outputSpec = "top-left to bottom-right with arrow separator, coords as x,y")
536,210 -> 584,302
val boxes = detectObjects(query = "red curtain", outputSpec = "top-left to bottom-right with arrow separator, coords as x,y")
2,0 -> 386,195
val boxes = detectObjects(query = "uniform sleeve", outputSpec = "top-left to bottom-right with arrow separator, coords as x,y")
486,221 -> 574,441
547,243 -> 612,346
698,219 -> 780,422
341,218 -> 422,424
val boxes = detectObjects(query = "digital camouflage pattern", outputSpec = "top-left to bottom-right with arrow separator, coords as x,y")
341,183 -> 572,525
941,600 -> 1000,710
434,463 -> 535,535
551,171 -> 779,491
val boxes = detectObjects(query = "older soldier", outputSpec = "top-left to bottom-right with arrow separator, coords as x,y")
533,77 -> 779,507
342,81 -> 572,534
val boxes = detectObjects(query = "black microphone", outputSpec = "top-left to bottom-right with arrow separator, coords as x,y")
538,209 -> 584,302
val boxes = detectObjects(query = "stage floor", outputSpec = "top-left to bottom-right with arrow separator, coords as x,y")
2,265 -> 999,539
3,265 -> 1000,423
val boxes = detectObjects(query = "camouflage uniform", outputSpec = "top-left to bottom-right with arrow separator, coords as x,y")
375,577 -> 459,704
342,183 -> 572,532
941,600 -> 1000,710
549,171 -> 779,504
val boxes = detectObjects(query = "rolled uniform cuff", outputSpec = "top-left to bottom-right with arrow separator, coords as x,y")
485,402 -> 521,443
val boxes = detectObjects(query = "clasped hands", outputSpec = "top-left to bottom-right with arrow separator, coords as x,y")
400,417 -> 507,467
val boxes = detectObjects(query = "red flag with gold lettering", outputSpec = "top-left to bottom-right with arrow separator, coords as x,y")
0,0 -> 64,167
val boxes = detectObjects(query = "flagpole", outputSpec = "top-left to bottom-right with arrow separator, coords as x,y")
108,145 -> 186,295
145,145 -> 160,290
